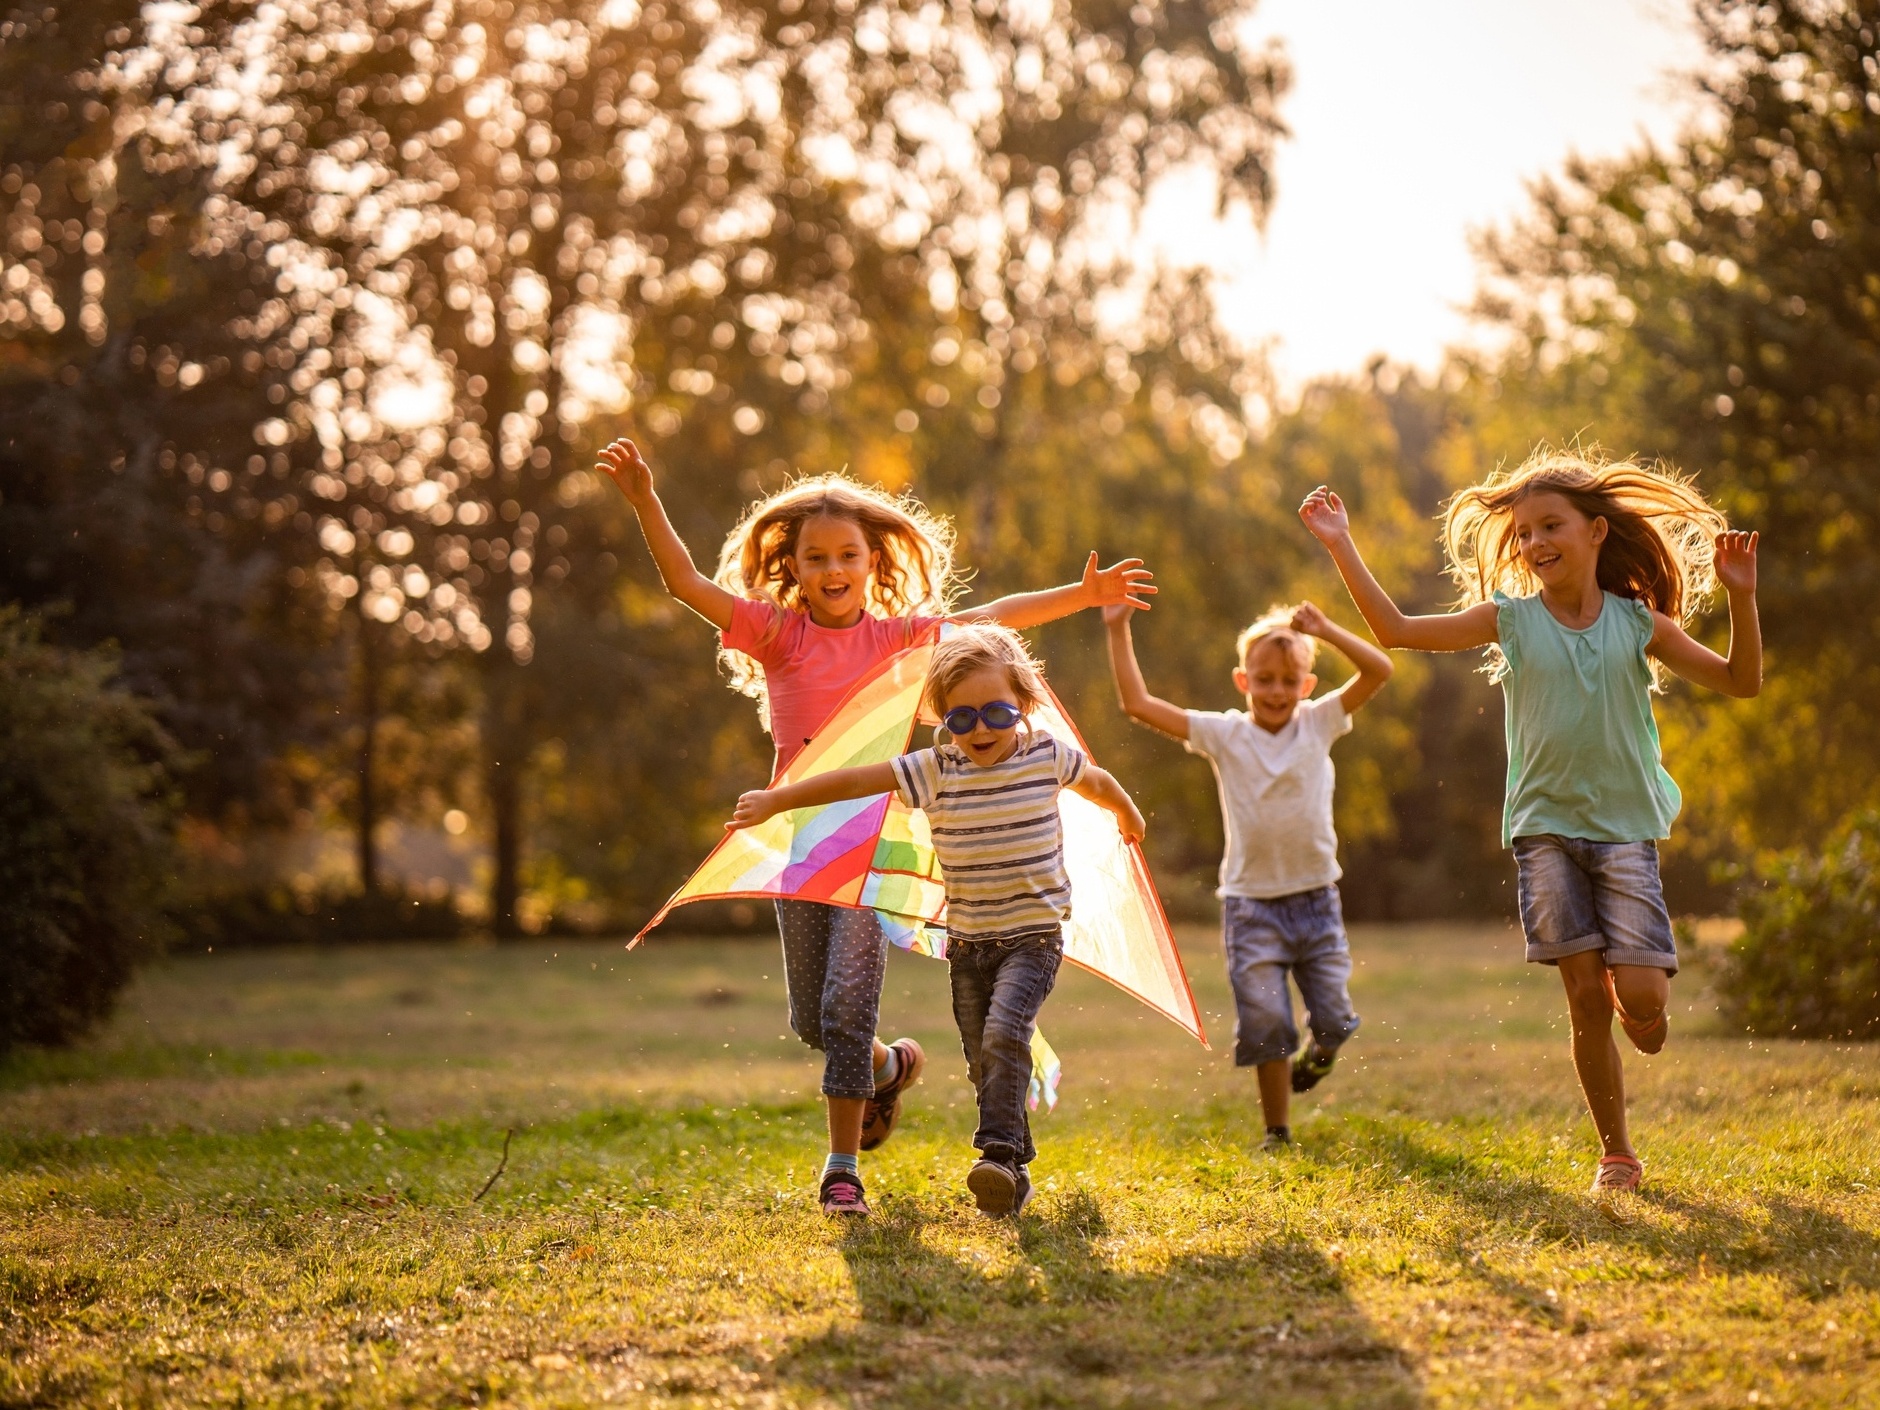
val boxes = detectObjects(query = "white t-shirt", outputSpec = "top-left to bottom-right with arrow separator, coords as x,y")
1184,694 -> 1354,900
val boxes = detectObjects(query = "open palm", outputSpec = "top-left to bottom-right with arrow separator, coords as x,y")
1081,552 -> 1157,610
1714,530 -> 1758,594
1298,486 -> 1349,544
596,437 -> 654,505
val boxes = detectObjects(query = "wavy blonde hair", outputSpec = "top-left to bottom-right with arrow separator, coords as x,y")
713,473 -> 963,722
923,623 -> 1049,720
1443,449 -> 1728,681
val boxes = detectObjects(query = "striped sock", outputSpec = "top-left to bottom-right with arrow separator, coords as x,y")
821,1152 -> 859,1181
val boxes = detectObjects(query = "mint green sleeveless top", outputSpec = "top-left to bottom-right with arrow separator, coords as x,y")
1493,591 -> 1681,847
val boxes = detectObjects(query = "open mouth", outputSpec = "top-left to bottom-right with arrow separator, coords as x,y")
1532,551 -> 1561,570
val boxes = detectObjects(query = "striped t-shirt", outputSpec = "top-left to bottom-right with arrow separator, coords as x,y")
889,732 -> 1088,942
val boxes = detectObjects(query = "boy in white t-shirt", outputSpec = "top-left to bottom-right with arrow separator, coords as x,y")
1104,600 -> 1392,1149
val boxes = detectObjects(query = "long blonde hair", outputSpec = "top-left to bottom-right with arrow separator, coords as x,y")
1443,448 -> 1728,680
713,474 -> 963,721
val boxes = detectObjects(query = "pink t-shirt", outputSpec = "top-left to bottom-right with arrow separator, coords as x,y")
723,598 -> 944,773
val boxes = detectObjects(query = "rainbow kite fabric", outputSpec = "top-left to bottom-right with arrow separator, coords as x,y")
633,628 -> 1209,1099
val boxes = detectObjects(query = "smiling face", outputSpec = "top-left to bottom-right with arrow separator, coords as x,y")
790,514 -> 878,627
1233,633 -> 1316,733
1511,490 -> 1606,594
942,665 -> 1024,767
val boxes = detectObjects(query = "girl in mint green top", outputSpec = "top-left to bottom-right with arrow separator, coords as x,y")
1300,451 -> 1761,1198
1492,589 -> 1680,847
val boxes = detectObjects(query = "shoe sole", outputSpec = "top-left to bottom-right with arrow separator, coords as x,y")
967,1162 -> 1017,1215
860,1039 -> 926,1152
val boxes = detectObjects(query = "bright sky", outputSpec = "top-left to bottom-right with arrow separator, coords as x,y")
1163,0 -> 1708,395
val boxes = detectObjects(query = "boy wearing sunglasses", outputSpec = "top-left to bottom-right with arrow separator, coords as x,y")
729,623 -> 1146,1215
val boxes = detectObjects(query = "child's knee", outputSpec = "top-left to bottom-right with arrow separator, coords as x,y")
1233,1003 -> 1297,1067
1612,967 -> 1669,1018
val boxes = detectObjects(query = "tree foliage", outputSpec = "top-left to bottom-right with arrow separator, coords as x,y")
1474,0 -> 1880,860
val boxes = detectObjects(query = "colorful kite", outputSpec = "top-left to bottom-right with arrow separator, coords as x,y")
632,627 -> 1208,1107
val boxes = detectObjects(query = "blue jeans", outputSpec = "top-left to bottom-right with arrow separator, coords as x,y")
1222,888 -> 1360,1067
1512,834 -> 1678,974
775,900 -> 888,1100
949,929 -> 1062,1169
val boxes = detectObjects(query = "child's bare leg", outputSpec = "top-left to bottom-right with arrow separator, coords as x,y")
827,1097 -> 865,1156
1557,951 -> 1631,1157
1256,1059 -> 1291,1131
1610,965 -> 1670,1053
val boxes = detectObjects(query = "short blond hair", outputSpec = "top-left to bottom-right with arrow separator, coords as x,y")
924,623 -> 1048,718
1235,606 -> 1317,671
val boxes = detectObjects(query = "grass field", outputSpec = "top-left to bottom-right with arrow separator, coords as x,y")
2,922 -> 1877,1408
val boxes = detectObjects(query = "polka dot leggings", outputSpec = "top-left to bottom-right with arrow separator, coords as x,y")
774,899 -> 887,1100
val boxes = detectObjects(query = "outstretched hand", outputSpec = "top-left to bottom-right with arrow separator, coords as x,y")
596,437 -> 654,506
1290,600 -> 1332,638
1080,551 -> 1158,611
1714,529 -> 1758,594
726,789 -> 779,831
1298,486 -> 1350,545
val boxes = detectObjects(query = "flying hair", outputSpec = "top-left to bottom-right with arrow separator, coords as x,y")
713,473 -> 963,724
1441,448 -> 1728,682
924,623 -> 1048,721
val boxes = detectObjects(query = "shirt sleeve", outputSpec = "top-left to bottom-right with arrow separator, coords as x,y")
1309,693 -> 1356,742
1183,709 -> 1227,759
1490,591 -> 1521,674
1053,739 -> 1088,788
721,597 -> 786,663
889,748 -> 943,810
1626,596 -> 1656,654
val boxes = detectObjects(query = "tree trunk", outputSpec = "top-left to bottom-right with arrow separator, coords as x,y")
355,606 -> 381,897
484,662 -> 524,937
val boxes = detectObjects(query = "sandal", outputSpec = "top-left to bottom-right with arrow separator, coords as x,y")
1591,1153 -> 1643,1195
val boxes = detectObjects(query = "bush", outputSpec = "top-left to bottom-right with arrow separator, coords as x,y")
175,882 -> 467,947
0,609 -> 177,1055
1719,811 -> 1880,1040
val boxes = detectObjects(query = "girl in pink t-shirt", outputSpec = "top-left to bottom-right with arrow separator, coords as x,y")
598,437 -> 1154,1215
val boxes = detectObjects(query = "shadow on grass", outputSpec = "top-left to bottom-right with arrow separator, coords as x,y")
778,1186 -> 1424,1410
1332,1118 -> 1880,1306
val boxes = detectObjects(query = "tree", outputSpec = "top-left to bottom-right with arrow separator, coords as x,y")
0,0 -> 339,829
1474,0 -> 1880,860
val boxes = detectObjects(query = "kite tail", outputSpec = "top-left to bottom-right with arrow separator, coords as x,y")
1028,1028 -> 1062,1113
876,910 -> 948,958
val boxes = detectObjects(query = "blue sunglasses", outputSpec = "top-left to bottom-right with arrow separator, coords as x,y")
943,700 -> 1023,735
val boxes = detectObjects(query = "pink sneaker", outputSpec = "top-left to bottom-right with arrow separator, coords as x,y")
819,1168 -> 870,1216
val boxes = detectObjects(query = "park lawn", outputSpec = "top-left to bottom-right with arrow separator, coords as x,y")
1,924 -> 1877,1409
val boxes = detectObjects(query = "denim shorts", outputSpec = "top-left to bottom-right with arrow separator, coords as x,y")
1221,887 -> 1360,1068
1512,834 -> 1678,974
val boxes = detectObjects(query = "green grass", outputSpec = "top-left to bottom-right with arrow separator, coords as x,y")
2,923 -> 1877,1407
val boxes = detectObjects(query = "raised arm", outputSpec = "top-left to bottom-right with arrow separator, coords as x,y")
1102,603 -> 1191,740
727,762 -> 900,831
1289,601 -> 1393,714
958,551 -> 1156,630
596,437 -> 737,631
1648,530 -> 1761,697
1068,763 -> 1147,843
1299,487 -> 1499,653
